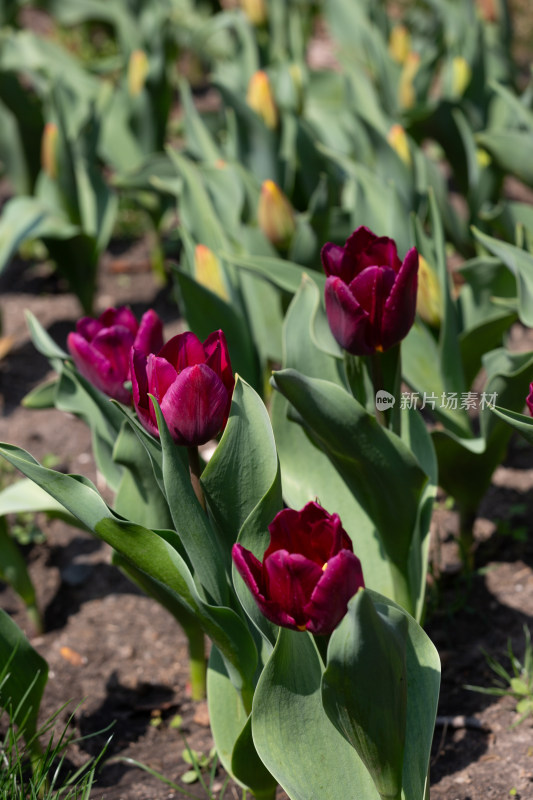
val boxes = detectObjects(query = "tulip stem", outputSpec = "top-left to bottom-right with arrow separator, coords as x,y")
370,352 -> 386,427
188,446 -> 207,512
185,626 -> 207,701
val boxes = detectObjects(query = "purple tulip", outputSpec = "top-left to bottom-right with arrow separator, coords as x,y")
321,226 -> 419,356
232,502 -> 365,635
67,306 -> 164,404
527,383 -> 533,416
130,330 -> 234,446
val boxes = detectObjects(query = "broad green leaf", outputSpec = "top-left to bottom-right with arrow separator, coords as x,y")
112,421 -> 173,530
323,589 -> 440,800
476,131 -> 533,187
0,443 -> 256,692
490,405 -> 533,445
252,627 -> 380,800
0,518 -> 39,624
208,646 -> 277,797
271,370 -> 427,571
322,590 -> 408,800
150,397 -> 229,607
222,251 -> 326,295
22,377 -> 59,410
0,608 -> 48,745
472,227 -> 533,327
0,478 -> 81,528
202,378 -> 280,552
179,78 -> 221,164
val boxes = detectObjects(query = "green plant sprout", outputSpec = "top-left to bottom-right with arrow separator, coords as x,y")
466,626 -> 533,727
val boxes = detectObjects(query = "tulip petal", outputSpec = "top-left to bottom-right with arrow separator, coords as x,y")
160,363 -> 228,446
305,550 -> 365,635
134,309 -> 164,357
349,265 -> 396,350
100,306 -> 138,335
325,276 -> 374,355
92,325 -> 135,380
321,243 -> 348,280
382,246 -> 418,351
158,331 -> 206,373
131,350 -> 177,436
264,550 -> 323,629
76,316 -> 103,341
203,330 -> 234,396
68,330 -> 132,404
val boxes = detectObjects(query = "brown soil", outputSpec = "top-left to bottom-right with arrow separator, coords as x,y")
3,255 -> 533,800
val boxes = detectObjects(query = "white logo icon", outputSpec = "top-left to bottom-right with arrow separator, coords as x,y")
375,390 -> 395,411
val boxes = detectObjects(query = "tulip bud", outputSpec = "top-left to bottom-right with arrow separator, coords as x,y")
258,180 -> 296,248
451,56 -> 471,97
246,70 -> 278,129
128,49 -> 149,97
416,255 -> 442,327
194,244 -> 229,301
387,124 -> 412,167
240,0 -> 267,25
41,122 -> 59,180
68,306 -> 164,404
476,147 -> 492,168
232,501 -> 365,635
398,51 -> 420,109
389,24 -> 411,64
131,330 -> 234,447
321,226 -> 419,355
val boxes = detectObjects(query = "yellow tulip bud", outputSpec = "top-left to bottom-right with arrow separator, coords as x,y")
451,56 -> 472,97
246,71 -> 278,129
476,147 -> 492,168
258,180 -> 295,248
240,0 -> 267,25
389,25 -> 411,65
194,244 -> 229,301
398,51 -> 420,109
417,255 -> 442,327
41,122 -> 59,180
128,50 -> 149,97
387,124 -> 412,167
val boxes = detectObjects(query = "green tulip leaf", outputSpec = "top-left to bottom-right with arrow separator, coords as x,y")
222,251 -> 326,295
149,396 -> 229,607
0,609 -> 48,748
323,589 -> 440,800
0,518 -> 40,628
472,227 -> 533,327
0,443 -> 256,692
490,405 -> 533,445
322,590 -> 408,800
252,626 -> 380,800
476,131 -> 533,188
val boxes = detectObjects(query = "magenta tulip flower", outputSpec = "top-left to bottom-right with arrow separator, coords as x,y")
67,306 -> 164,404
130,330 -> 234,446
321,226 -> 419,355
527,383 -> 533,416
232,502 -> 365,635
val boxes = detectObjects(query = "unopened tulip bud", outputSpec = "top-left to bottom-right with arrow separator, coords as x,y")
258,180 -> 296,248
41,122 -> 59,180
241,0 -> 266,25
246,70 -> 278,129
389,24 -> 411,64
398,51 -> 420,109
416,255 -> 442,327
387,124 -> 412,167
321,226 -> 419,355
128,50 -> 149,97
194,244 -> 229,301
476,147 -> 492,168
451,56 -> 471,97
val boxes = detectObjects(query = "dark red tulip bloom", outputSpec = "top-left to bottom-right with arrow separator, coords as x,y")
232,502 -> 365,635
67,306 -> 163,404
130,330 -> 234,446
321,226 -> 419,355
527,383 -> 533,416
